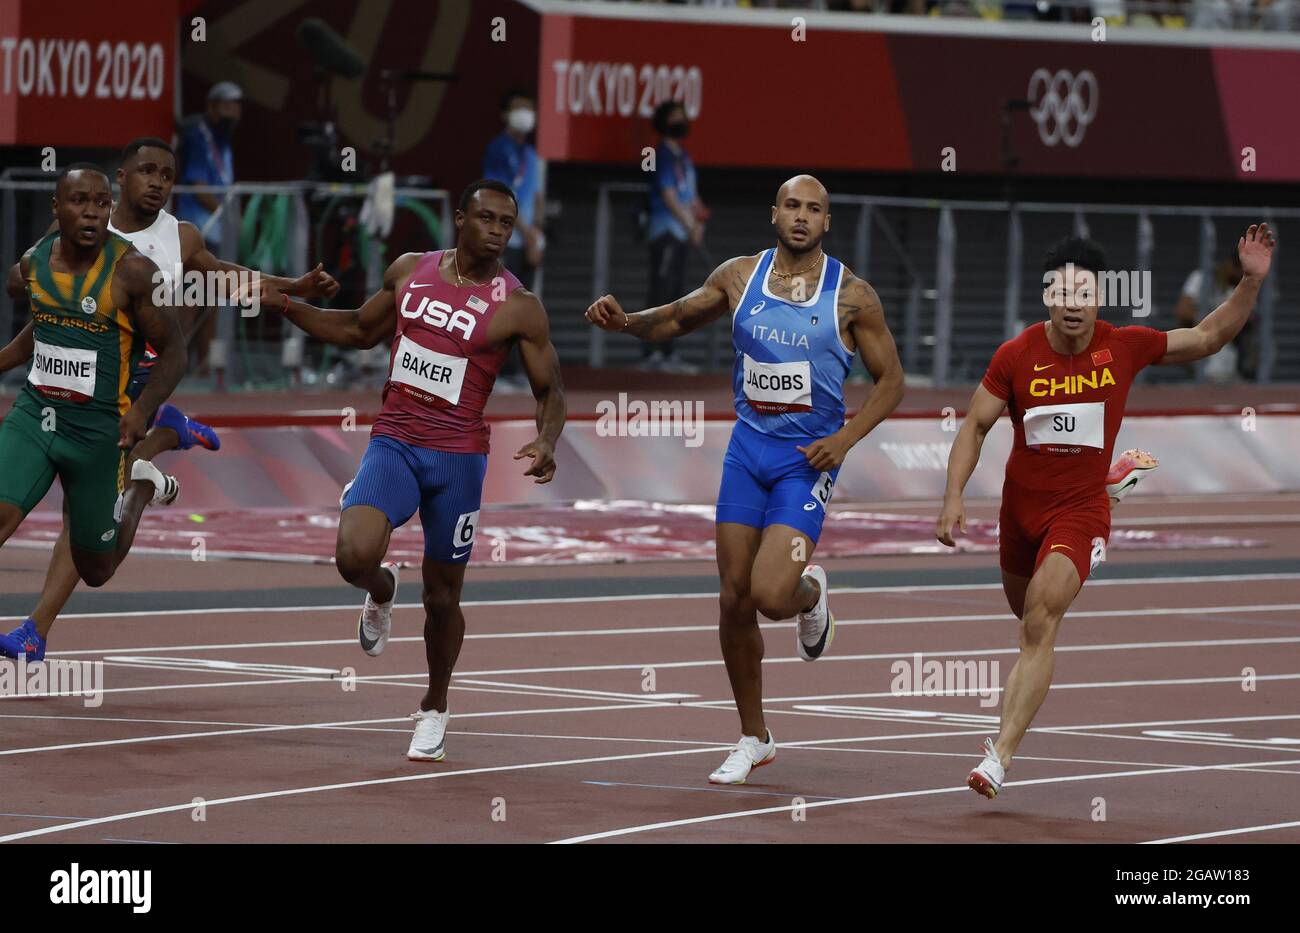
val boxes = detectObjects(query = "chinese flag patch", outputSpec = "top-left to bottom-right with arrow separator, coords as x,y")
1091,348 -> 1113,366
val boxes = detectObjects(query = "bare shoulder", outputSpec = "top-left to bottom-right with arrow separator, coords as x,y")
384,251 -> 424,290
502,286 -> 547,334
709,253 -> 761,299
114,247 -> 159,291
837,271 -> 883,323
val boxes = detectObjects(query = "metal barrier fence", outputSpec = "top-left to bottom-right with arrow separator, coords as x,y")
0,178 -> 452,390
589,183 -> 1295,385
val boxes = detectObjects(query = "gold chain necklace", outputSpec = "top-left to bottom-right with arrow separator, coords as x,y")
769,251 -> 823,282
453,248 -> 499,286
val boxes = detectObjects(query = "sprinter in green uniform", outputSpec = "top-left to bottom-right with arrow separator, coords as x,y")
0,163 -> 185,602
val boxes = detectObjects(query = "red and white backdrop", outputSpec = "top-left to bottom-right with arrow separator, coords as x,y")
0,0 -> 177,147
536,10 -> 1300,182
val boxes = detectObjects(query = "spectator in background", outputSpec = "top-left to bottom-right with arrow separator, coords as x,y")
1175,251 -> 1254,382
177,81 -> 241,253
644,99 -> 706,374
482,89 -> 544,390
176,80 -> 241,379
483,89 -> 545,291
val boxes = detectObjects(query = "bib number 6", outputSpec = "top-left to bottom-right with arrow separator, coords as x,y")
453,510 -> 480,551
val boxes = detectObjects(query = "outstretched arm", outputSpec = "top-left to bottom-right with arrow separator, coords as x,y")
799,276 -> 905,470
1160,223 -> 1275,365
585,256 -> 745,342
936,384 -> 1007,547
179,222 -> 340,300
267,253 -> 411,349
511,291 -> 566,485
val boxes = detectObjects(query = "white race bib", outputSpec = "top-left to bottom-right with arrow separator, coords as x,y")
1023,401 -> 1104,451
28,340 -> 96,402
389,334 -> 467,406
742,353 -> 811,413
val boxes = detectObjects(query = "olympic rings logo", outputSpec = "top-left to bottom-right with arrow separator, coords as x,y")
1027,68 -> 1098,149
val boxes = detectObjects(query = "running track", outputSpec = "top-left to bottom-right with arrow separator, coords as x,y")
0,493 -> 1297,844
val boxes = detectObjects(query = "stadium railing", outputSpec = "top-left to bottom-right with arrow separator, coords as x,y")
587,182 -> 1296,384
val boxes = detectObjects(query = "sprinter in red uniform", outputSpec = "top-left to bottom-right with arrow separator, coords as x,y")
259,180 -> 566,762
936,225 -> 1275,799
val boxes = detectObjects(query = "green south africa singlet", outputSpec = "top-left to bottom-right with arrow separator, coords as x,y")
15,231 -> 143,443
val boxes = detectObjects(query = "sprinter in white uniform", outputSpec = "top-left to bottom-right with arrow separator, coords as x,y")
0,137 -> 339,661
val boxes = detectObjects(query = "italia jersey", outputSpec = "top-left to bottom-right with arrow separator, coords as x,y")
982,320 -> 1168,494
731,249 -> 852,439
371,250 -> 520,454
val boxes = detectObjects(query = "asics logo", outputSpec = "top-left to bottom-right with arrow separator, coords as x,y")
1028,68 -> 1098,149
748,301 -> 765,316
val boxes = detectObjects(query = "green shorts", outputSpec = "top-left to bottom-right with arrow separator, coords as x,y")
0,404 -> 125,553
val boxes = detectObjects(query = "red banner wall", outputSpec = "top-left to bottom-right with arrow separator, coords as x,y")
537,13 -> 912,172
0,0 -> 177,147
536,11 -> 1300,183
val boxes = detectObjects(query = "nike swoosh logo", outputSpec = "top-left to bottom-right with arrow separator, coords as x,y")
1034,363 -> 1055,372
1050,544 -> 1073,551
452,550 -> 471,559
407,281 -> 438,289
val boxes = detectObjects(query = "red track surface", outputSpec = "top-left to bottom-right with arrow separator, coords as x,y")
0,494 -> 1297,844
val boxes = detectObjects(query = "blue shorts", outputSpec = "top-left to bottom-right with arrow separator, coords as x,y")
715,419 -> 839,543
342,434 -> 488,563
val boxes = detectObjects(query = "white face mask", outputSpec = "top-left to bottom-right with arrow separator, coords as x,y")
507,108 -> 535,135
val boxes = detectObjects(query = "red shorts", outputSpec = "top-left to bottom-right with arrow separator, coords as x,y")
998,482 -> 1111,585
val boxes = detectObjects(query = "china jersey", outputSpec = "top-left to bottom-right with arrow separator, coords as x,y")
982,320 -> 1168,494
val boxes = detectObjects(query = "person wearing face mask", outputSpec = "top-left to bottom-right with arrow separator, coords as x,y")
176,81 -> 241,255
483,89 -> 544,293
176,81 -> 241,380
483,89 -> 545,389
644,100 -> 706,374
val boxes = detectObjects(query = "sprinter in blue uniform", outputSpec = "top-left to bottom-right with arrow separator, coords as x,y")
586,175 -> 905,784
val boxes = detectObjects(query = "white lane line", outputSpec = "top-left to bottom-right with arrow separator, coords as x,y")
453,679 -> 697,701
548,756 -> 1300,844
15,571 -> 1300,623
42,601 -> 1300,659
0,730 -> 988,843
1142,820 -> 1300,844
447,635 -> 1300,677
1040,712 -> 1300,732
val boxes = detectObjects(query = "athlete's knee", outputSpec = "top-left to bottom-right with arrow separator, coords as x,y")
422,587 -> 460,624
718,580 -> 752,621
1019,603 -> 1063,651
335,540 -> 382,585
748,578 -> 790,622
74,558 -> 115,588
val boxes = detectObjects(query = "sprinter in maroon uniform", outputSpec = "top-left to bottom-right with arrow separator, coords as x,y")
260,180 -> 566,761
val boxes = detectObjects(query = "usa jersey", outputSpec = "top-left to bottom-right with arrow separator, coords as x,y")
731,249 -> 852,439
371,250 -> 520,454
